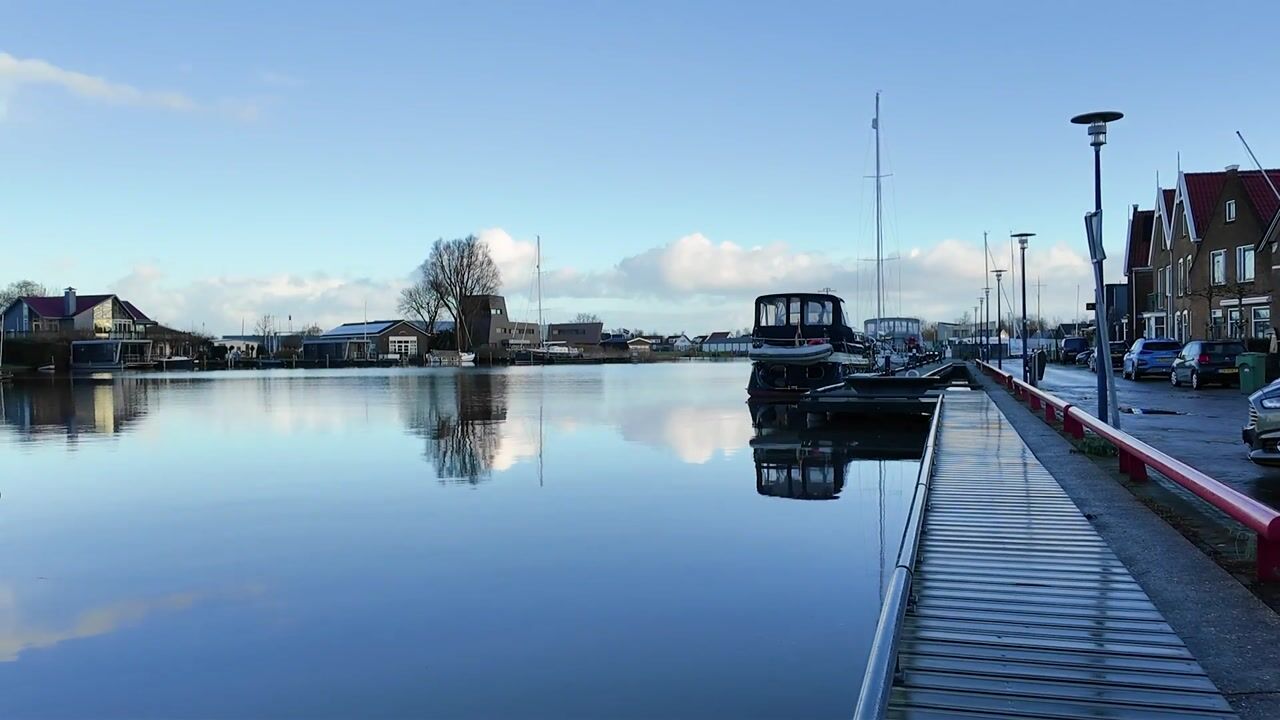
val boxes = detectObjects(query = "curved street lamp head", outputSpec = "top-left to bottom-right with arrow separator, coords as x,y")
1072,111 -> 1123,148
1012,231 -> 1035,249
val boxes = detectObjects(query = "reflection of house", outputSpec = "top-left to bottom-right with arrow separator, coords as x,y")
1,380 -> 147,439
301,321 -> 433,361
460,295 -> 540,349
546,322 -> 603,347
2,287 -> 156,338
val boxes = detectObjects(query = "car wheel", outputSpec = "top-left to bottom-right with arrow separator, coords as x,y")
1191,371 -> 1200,390
1170,370 -> 1180,387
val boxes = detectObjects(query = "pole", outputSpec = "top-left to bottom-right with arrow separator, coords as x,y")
1021,243 -> 1030,385
874,92 -> 883,329
983,232 -> 990,360
973,304 -> 980,356
994,271 -> 1004,369
1091,145 -> 1120,427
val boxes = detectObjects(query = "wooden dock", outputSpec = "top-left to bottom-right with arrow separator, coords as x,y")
861,389 -> 1236,719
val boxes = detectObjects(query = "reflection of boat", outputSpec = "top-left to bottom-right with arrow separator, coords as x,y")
750,404 -> 926,500
38,363 -> 56,374
747,293 -> 875,397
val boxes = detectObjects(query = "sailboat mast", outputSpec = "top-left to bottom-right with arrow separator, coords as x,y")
874,92 -> 883,328
536,235 -> 543,349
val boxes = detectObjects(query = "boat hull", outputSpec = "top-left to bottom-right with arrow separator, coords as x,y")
747,352 -> 871,397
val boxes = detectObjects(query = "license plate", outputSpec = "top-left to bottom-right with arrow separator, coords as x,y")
1222,368 -> 1238,374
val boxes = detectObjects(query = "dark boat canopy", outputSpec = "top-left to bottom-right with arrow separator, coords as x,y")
752,293 -> 862,342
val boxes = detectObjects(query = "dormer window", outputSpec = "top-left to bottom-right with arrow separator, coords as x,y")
1226,199 -> 1237,223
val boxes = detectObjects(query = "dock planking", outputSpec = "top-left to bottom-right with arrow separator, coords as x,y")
885,389 -> 1236,719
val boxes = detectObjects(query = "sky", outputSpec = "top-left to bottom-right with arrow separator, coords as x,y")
3,1 -> 1279,335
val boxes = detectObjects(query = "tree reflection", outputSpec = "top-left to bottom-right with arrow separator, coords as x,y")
397,372 -> 510,484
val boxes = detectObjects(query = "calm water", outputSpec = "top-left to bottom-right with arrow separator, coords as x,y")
0,363 -> 922,719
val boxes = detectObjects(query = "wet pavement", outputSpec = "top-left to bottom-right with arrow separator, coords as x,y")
1002,359 -> 1280,512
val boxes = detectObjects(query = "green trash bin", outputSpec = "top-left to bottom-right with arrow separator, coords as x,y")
1238,352 -> 1267,394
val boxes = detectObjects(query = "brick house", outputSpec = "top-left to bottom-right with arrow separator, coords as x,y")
1124,205 -> 1155,342
1175,167 -> 1280,341
1143,188 -> 1177,339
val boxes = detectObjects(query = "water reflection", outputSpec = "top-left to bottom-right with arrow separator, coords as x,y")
395,372 -> 516,483
0,380 -> 148,443
750,403 -> 926,501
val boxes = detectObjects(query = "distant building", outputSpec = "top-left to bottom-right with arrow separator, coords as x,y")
2,287 -> 155,338
460,295 -> 540,349
702,332 -> 751,355
546,321 -> 603,347
301,320 -> 433,362
665,334 -> 694,352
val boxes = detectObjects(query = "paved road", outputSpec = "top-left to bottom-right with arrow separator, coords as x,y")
1001,359 -> 1280,511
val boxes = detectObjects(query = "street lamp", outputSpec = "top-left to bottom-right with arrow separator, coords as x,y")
973,301 -> 980,357
977,297 -> 984,359
991,269 -> 1006,369
1013,233 -> 1035,385
1071,110 -> 1123,427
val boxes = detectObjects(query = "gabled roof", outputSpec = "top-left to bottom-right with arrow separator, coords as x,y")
1125,207 -> 1154,275
704,331 -> 732,342
18,294 -> 114,318
1179,171 -> 1229,241
121,301 -> 155,324
1240,170 -> 1280,239
318,320 -> 402,338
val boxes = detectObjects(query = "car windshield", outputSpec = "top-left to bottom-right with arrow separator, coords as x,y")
1063,338 -> 1087,350
1143,341 -> 1181,351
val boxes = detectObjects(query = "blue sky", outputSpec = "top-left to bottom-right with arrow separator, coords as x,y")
3,1 -> 1279,333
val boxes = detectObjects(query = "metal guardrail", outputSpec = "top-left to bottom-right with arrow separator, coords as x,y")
975,359 -> 1280,581
851,394 -> 945,720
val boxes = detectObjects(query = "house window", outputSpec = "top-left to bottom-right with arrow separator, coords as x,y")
1211,310 -> 1224,339
491,308 -> 503,315
1153,315 -> 1166,338
1176,258 -> 1185,296
388,336 -> 418,356
1226,199 -> 1237,223
1252,306 -> 1271,339
1211,250 -> 1226,285
1228,308 -> 1243,338
1237,245 -> 1256,282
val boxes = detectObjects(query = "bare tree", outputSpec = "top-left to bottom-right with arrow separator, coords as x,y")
398,262 -> 445,350
572,312 -> 602,324
0,280 -> 50,309
302,323 -> 324,336
425,236 -> 501,351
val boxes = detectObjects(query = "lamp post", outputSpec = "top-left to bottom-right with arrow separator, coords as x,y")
1071,110 -> 1123,427
991,269 -> 1006,369
977,297 -> 984,359
1013,233 -> 1035,385
973,302 -> 980,356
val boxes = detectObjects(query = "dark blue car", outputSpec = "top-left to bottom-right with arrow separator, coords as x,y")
1121,338 -> 1182,380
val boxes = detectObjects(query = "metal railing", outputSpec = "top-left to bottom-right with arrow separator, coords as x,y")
852,394 -> 945,719
975,359 -> 1280,581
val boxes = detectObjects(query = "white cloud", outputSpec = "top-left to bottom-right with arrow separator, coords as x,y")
108,265 -> 407,335
0,52 -> 258,120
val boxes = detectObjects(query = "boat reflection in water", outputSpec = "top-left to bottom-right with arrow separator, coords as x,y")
749,402 -> 926,501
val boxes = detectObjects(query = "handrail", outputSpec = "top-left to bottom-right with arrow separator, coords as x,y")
852,393 -> 945,719
973,358 -> 1280,580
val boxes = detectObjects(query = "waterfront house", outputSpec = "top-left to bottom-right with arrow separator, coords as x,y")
1,287 -> 156,338
702,332 -> 752,355
665,334 -> 694,352
301,320 -> 433,362
459,295 -> 540,350
546,321 -> 603,347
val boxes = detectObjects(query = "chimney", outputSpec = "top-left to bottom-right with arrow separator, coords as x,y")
64,287 -> 76,316
1225,164 -> 1240,172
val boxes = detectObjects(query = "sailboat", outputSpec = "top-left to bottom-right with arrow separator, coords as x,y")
515,236 -> 579,365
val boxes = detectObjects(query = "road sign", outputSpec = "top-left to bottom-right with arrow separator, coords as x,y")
1086,302 -> 1096,310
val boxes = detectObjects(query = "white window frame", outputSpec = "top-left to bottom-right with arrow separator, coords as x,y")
388,336 -> 418,356
1228,307 -> 1243,339
1226,199 -> 1237,223
1252,306 -> 1271,339
1237,244 -> 1256,282
1211,250 -> 1227,286
1177,258 -> 1186,296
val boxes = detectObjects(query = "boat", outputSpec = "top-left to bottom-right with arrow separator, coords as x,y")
747,292 -> 875,396
157,355 -> 195,371
459,352 -> 476,364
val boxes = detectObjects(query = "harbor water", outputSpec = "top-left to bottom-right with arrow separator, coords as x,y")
0,363 -> 923,719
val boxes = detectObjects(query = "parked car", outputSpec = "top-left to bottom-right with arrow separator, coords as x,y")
1089,341 -> 1127,372
1074,349 -> 1093,367
1121,338 -> 1182,380
1170,340 -> 1245,389
1060,336 -> 1089,364
1244,378 -> 1280,465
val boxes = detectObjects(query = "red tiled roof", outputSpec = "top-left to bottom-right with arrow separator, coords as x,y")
19,294 -> 114,318
1181,172 -> 1229,239
1125,209 -> 1154,274
1240,170 -> 1280,229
